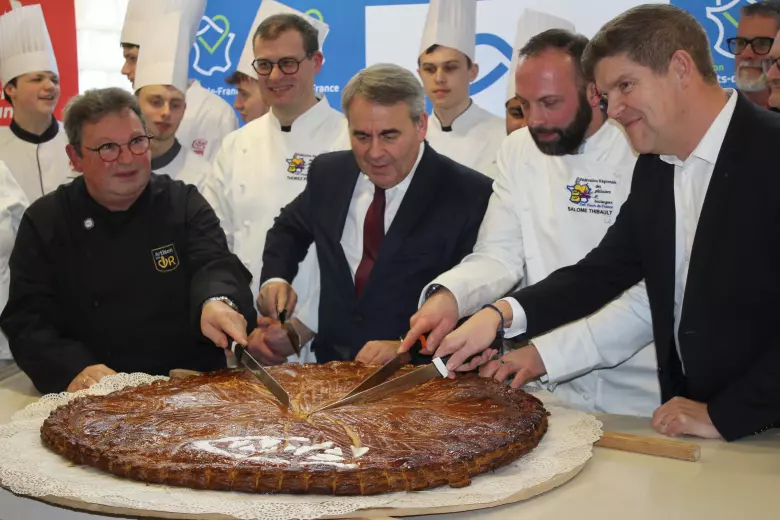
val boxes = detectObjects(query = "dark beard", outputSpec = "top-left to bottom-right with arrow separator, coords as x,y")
529,91 -> 593,156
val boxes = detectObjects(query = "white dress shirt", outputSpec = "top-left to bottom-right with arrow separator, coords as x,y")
506,90 -> 739,372
341,143 -> 425,278
662,89 -> 738,370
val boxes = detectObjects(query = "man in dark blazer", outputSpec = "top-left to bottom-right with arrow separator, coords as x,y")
409,5 -> 780,442
254,63 -> 492,365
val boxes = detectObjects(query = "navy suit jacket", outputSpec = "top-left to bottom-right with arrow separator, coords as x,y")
261,143 -> 493,363
510,93 -> 780,441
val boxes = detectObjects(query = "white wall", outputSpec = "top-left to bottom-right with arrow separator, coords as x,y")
75,0 -> 131,92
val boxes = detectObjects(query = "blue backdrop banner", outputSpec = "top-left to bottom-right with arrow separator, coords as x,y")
189,0 -> 751,122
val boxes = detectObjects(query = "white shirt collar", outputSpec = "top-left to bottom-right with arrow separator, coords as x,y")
660,89 -> 737,167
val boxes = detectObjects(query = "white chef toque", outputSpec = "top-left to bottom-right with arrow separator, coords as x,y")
419,0 -> 477,63
0,4 -> 58,87
120,0 -> 158,47
133,0 -> 207,93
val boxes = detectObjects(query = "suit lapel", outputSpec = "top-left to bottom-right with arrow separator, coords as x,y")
681,96 -> 747,315
323,158 -> 361,302
358,144 -> 444,301
648,156 -> 680,367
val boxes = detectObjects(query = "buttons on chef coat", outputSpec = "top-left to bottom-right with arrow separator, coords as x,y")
243,220 -> 251,228
84,218 -> 94,229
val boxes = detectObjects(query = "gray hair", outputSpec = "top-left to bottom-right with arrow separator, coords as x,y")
341,63 -> 425,122
64,88 -> 146,155
742,1 -> 780,26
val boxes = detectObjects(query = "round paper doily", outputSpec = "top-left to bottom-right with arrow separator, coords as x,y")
0,373 -> 602,520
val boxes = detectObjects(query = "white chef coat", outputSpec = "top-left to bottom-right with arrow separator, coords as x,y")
206,97 -> 350,363
151,139 -> 211,193
0,120 -> 74,203
427,120 -> 660,416
178,80 -> 239,162
426,101 -> 505,179
0,161 -> 28,359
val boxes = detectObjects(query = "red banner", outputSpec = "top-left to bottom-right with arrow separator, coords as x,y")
0,0 -> 78,125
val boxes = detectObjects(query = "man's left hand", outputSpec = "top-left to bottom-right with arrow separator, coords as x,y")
651,397 -> 723,439
356,341 -> 411,365
201,300 -> 248,349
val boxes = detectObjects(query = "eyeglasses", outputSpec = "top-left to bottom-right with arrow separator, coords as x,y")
762,57 -> 780,74
85,135 -> 153,162
727,36 -> 775,56
252,54 -> 312,76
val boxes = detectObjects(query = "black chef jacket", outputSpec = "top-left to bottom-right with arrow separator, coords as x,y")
0,174 -> 255,393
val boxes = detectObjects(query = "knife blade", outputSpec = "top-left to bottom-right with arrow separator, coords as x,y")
312,355 -> 450,413
229,341 -> 290,409
325,353 -> 405,409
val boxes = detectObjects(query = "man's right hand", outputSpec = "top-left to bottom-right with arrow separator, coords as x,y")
67,364 -> 117,392
246,317 -> 294,365
399,287 -> 459,355
478,343 -> 546,388
257,281 -> 297,318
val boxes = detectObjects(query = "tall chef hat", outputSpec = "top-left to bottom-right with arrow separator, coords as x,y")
236,0 -> 330,78
133,0 -> 207,93
0,4 -> 58,87
419,0 -> 477,63
506,9 -> 575,101
120,0 -> 158,47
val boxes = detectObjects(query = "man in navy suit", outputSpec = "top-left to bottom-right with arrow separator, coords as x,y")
405,5 -> 780,441
254,63 -> 493,365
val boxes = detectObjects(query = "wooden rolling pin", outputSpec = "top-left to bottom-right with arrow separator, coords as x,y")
169,369 -> 203,379
595,431 -> 701,462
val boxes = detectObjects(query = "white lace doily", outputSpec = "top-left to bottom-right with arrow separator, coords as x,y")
0,373 -> 602,520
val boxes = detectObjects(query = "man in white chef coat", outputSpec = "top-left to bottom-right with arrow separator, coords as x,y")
121,0 -> 238,162
223,11 -> 272,125
133,1 -> 212,192
417,0 -> 505,178
206,1 -> 349,364
401,29 -> 660,416
225,71 -> 269,124
503,10 -> 574,135
0,5 -> 73,203
0,162 -> 27,360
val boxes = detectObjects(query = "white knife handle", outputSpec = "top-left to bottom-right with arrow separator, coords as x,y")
433,356 -> 449,377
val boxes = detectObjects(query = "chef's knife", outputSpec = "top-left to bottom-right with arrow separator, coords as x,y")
229,341 -> 290,409
312,355 -> 451,413
310,354 -> 406,414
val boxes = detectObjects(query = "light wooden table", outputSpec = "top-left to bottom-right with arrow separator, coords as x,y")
1,371 -> 779,520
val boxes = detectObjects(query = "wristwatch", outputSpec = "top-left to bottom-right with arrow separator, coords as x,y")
202,296 -> 239,313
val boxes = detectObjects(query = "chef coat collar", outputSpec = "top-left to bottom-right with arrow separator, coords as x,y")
151,139 -> 182,171
10,116 -> 59,144
433,99 -> 474,132
269,95 -> 326,133
78,175 -> 152,231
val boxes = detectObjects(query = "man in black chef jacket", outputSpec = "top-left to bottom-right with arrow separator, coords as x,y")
0,87 -> 255,394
